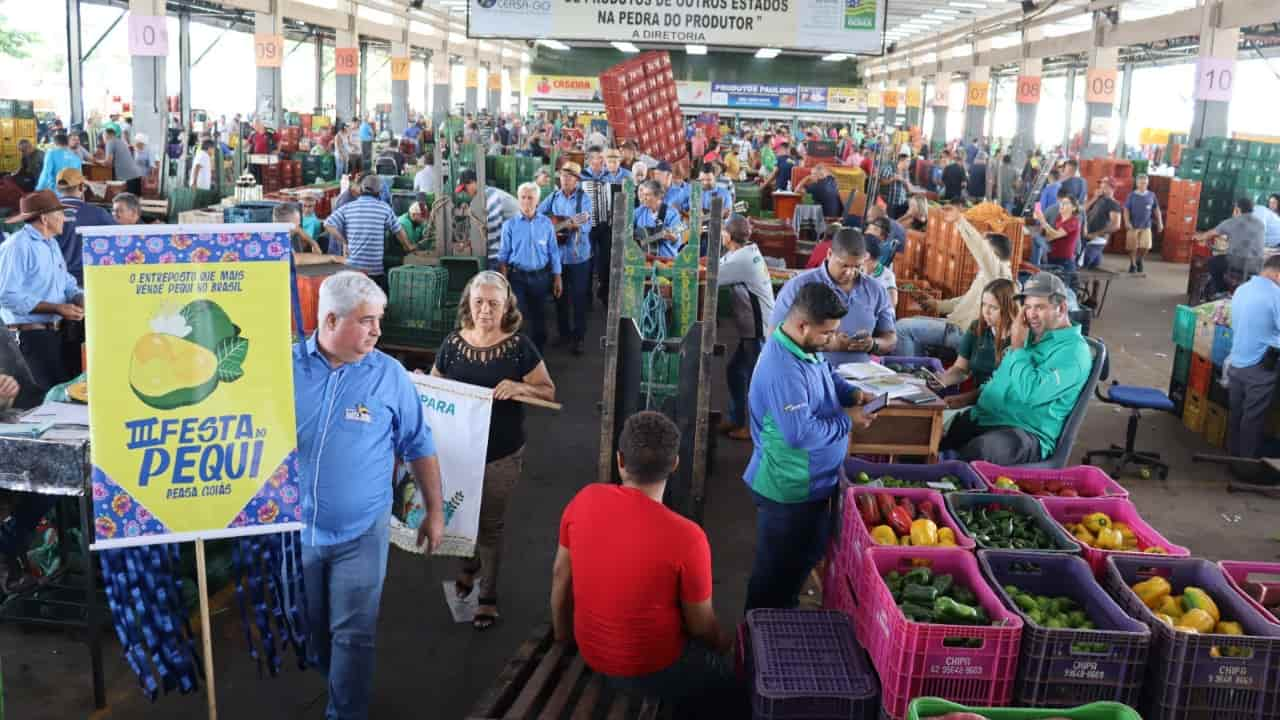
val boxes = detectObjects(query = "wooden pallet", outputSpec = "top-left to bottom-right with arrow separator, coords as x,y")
466,623 -> 664,720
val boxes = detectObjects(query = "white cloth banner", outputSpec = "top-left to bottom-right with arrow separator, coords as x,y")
390,373 -> 492,557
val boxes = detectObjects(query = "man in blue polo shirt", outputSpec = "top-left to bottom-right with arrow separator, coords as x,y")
697,168 -> 732,219
792,164 -> 843,218
1227,255 -> 1280,459
769,228 -> 896,366
538,162 -> 593,355
324,174 -> 411,293
295,271 -> 443,720
635,180 -> 686,258
500,182 -> 563,351
655,161 -> 691,214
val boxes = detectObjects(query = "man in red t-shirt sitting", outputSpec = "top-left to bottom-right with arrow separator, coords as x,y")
552,411 -> 738,708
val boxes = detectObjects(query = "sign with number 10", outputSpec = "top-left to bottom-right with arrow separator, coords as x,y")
1195,57 -> 1234,102
128,14 -> 168,57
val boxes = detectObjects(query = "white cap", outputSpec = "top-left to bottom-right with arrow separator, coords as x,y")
134,133 -> 148,145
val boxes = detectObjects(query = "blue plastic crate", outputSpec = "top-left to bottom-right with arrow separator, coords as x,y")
1211,324 -> 1232,367
745,609 -> 878,720
843,458 -> 986,493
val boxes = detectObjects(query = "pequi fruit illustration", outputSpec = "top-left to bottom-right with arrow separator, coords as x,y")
129,299 -> 249,410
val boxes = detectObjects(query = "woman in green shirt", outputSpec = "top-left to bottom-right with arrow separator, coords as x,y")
935,278 -> 1018,408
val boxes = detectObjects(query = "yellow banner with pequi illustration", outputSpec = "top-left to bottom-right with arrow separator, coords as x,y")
83,224 -> 302,549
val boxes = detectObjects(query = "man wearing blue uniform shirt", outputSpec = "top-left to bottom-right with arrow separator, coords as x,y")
501,182 -> 563,351
698,168 -> 732,219
1227,255 -> 1280,459
1059,160 -> 1088,209
294,271 -> 444,720
54,168 -> 115,286
0,191 -> 86,391
538,162 -> 593,355
769,228 -> 896,366
655,161 -> 691,214
587,149 -> 633,305
35,132 -> 83,193
791,164 -> 843,218
635,180 -> 686,258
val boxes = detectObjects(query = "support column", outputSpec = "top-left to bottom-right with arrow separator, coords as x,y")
963,41 -> 992,142
335,29 -> 356,124
1013,27 -> 1043,160
1082,10 -> 1118,158
931,72 -> 948,146
422,53 -> 432,126
128,0 -> 167,154
254,2 -> 283,128
866,82 -> 881,127
464,61 -> 479,114
358,41 -> 369,119
178,11 -> 191,132
487,66 -> 501,115
904,77 -> 922,128
883,81 -> 899,128
314,40 -> 324,114
1190,2 -> 1237,142
1116,62 -> 1134,156
390,38 -> 409,135
1062,66 -> 1076,152
66,0 -> 84,127
431,56 -> 450,130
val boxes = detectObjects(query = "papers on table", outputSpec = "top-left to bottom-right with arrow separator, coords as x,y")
836,362 -> 898,381
0,421 -> 54,438
23,402 -> 90,427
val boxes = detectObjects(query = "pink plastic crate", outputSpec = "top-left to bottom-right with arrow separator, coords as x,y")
851,546 -> 1023,720
1038,496 -> 1190,577
1220,560 -> 1280,626
839,486 -> 976,589
972,462 -> 1129,498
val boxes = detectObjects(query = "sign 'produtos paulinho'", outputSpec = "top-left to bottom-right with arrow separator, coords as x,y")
468,0 -> 886,55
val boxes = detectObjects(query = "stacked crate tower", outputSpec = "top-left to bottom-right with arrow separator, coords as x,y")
0,100 -> 37,173
1178,136 -> 1280,231
1148,175 -> 1202,263
599,51 -> 689,176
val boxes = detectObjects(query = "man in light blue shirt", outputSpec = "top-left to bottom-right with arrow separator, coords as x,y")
294,271 -> 443,719
0,190 -> 84,391
500,182 -> 563,350
358,115 -> 375,170
698,168 -> 732,219
635,180 -> 686,258
769,228 -> 896,366
656,161 -> 692,214
1253,204 -> 1280,249
35,132 -> 83,192
1227,255 -> 1280,458
324,175 -> 411,291
537,162 -> 593,355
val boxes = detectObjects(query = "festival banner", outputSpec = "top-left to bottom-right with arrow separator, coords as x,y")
826,87 -> 868,113
524,74 -> 601,102
391,374 -> 492,557
710,83 -> 798,109
82,224 -> 302,549
469,0 -> 887,55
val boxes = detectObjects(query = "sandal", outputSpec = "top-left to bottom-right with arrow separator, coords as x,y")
474,598 -> 500,631
455,570 -> 477,599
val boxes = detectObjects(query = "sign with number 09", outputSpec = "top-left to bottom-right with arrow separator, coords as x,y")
255,35 -> 283,68
128,14 -> 168,57
1195,57 -> 1234,102
1016,75 -> 1042,104
335,48 -> 358,76
1086,68 -> 1117,104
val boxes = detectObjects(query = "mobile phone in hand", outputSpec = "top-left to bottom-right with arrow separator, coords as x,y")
863,392 -> 890,415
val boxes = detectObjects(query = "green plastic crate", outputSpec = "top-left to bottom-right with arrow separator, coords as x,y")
13,101 -> 32,119
386,265 -> 450,331
1176,164 -> 1205,180
906,699 -> 1141,720
1228,139 -> 1252,157
1173,304 -> 1197,350
1200,136 -> 1230,155
1180,147 -> 1209,164
1131,159 -> 1149,176
1204,176 -> 1233,193
1226,155 -> 1247,172
0,99 -> 13,118
1206,156 -> 1231,174
439,255 -> 483,295
1248,143 -> 1274,161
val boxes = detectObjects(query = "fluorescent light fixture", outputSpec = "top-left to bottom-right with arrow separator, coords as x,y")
611,41 -> 640,53
916,17 -> 944,24
822,53 -> 848,61
755,47 -> 781,58
685,44 -> 707,54
950,1 -> 987,6
932,8 -> 961,14
449,32 -> 468,43
537,39 -> 570,50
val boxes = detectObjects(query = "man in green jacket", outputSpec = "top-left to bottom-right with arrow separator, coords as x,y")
385,202 -> 431,272
942,272 -> 1091,464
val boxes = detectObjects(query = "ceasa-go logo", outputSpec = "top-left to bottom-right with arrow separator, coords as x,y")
478,0 -> 551,12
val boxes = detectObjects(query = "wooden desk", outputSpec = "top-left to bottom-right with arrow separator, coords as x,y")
847,398 -> 947,463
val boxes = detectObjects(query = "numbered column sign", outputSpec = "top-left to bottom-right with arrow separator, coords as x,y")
1195,57 -> 1235,102
883,90 -> 899,108
255,35 -> 283,68
128,14 -> 168,57
931,85 -> 948,108
1016,75 -> 1042,104
1086,68 -> 1118,105
905,87 -> 922,108
966,81 -> 989,107
391,57 -> 411,82
335,48 -> 358,76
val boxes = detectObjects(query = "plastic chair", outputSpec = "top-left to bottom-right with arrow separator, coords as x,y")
1018,336 -> 1108,469
1082,380 -> 1175,480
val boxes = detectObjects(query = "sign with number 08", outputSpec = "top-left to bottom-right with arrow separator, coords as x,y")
1085,68 -> 1117,105
128,14 -> 168,57
1195,57 -> 1234,102
255,35 -> 283,68
391,57 -> 411,82
335,48 -> 358,76
1016,75 -> 1041,104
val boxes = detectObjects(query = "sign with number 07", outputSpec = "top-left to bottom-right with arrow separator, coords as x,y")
255,35 -> 283,68
1195,57 -> 1234,102
391,57 -> 411,82
128,14 -> 168,57
335,48 -> 358,76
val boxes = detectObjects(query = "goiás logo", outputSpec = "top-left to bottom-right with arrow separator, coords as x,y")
129,299 -> 248,411
474,0 -> 551,13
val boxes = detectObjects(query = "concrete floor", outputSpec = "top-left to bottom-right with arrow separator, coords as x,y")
5,257 -> 1280,720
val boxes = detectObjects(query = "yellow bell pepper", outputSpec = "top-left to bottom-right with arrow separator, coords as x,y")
1154,613 -> 1176,627
910,518 -> 939,547
937,527 -> 957,546
871,525 -> 898,546
900,534 -> 913,546
1183,587 -> 1220,623
1176,608 -> 1216,633
1144,546 -> 1168,554
1158,595 -> 1184,619
1095,528 -> 1124,550
1073,527 -> 1096,545
1133,576 -> 1172,609
1082,512 -> 1112,534
1215,621 -> 1244,635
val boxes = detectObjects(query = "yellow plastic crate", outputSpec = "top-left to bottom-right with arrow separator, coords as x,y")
1183,388 -> 1207,433
831,166 -> 866,197
1203,401 -> 1228,448
0,118 -> 14,141
14,118 -> 36,141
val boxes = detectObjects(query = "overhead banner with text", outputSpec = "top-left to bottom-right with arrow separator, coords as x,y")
710,83 -> 797,109
468,0 -> 886,55
525,74 -> 602,101
83,224 -> 302,549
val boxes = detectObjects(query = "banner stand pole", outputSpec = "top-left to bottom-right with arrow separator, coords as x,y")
194,539 -> 218,720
